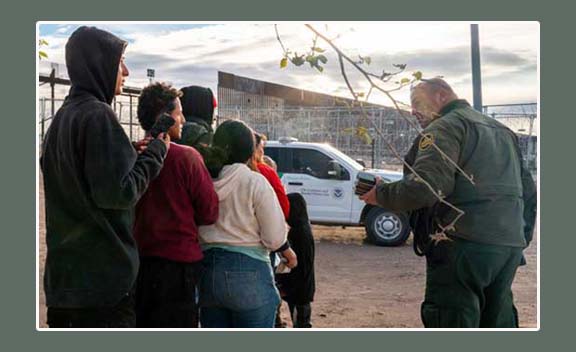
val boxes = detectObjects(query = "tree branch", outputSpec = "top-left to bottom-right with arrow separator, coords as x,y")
303,24 -> 468,233
338,53 -> 356,99
275,24 -> 288,55
304,24 -> 475,186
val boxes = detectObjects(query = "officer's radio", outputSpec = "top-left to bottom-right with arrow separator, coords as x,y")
354,172 -> 377,196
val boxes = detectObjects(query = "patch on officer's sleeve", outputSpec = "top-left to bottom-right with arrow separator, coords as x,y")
418,133 -> 434,151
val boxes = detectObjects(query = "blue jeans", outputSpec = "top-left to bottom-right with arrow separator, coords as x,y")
199,248 -> 280,328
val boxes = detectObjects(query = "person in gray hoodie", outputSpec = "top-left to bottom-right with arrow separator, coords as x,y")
198,120 -> 297,328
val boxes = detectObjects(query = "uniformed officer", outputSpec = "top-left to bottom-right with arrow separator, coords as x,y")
360,78 -> 537,328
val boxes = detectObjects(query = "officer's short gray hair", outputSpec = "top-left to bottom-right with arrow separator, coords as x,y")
413,78 -> 458,99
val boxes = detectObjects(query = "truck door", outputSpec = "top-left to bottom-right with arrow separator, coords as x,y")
282,148 -> 353,224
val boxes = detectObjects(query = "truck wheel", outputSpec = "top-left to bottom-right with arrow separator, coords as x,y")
365,207 -> 410,246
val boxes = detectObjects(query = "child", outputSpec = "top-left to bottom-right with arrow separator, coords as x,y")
277,193 -> 316,328
262,155 -> 277,171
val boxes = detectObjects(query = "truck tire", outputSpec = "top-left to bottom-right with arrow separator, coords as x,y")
364,207 -> 410,246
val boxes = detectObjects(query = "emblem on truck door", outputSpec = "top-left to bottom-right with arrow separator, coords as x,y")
333,187 -> 344,199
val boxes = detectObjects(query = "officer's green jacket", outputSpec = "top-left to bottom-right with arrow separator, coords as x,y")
376,100 -> 536,247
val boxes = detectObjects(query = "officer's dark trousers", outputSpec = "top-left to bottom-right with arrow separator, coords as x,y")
421,237 -> 523,328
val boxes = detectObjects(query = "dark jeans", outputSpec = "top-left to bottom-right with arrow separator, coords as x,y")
135,257 -> 202,328
199,248 -> 280,328
288,302 -> 312,328
421,237 -> 523,328
47,291 -> 136,328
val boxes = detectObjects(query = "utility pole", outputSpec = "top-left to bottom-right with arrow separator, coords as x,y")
470,24 -> 483,111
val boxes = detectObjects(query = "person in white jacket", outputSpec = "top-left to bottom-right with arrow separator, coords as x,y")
198,120 -> 297,328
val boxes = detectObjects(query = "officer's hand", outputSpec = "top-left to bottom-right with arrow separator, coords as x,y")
157,132 -> 171,152
132,136 -> 153,154
280,247 -> 298,269
359,176 -> 382,206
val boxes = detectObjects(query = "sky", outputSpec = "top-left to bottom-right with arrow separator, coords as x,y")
38,22 -> 539,107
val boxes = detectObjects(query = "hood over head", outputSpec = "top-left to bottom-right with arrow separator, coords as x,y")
65,26 -> 127,104
287,192 -> 310,227
180,86 -> 215,124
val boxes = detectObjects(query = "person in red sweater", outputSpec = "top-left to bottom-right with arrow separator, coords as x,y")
253,133 -> 290,220
252,132 -> 291,327
133,82 -> 219,328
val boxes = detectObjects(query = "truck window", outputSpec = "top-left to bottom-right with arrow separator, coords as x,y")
264,147 -> 289,173
264,147 -> 279,164
290,148 -> 335,179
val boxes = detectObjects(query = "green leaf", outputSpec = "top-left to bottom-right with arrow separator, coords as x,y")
291,54 -> 305,66
39,51 -> 48,59
412,71 -> 423,80
317,55 -> 327,64
315,65 -> 324,72
280,57 -> 288,69
356,127 -> 372,145
312,47 -> 325,53
400,78 -> 410,84
357,92 -> 365,97
39,39 -> 49,46
306,55 -> 320,69
364,56 -> 371,65
362,134 -> 372,145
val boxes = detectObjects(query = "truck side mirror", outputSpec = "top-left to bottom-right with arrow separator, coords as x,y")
327,160 -> 344,180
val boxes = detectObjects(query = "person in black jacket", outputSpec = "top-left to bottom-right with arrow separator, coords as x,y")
276,193 -> 315,328
176,85 -> 216,149
41,26 -> 169,328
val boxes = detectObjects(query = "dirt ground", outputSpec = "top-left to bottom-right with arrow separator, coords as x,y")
37,178 -> 537,328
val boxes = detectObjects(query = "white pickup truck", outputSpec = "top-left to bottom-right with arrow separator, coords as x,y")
265,137 -> 410,246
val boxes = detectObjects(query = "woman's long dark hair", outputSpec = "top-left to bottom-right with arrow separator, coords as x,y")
203,120 -> 255,177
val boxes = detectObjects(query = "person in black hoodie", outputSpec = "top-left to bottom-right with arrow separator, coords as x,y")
41,26 -> 169,328
176,85 -> 216,149
276,193 -> 315,328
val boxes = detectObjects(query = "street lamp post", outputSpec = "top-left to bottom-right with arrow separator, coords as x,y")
147,68 -> 155,84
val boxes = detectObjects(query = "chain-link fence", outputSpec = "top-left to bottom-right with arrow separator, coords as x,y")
217,103 -> 538,173
218,106 -> 418,170
38,97 -> 146,144
38,69 -> 146,144
483,103 -> 538,173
